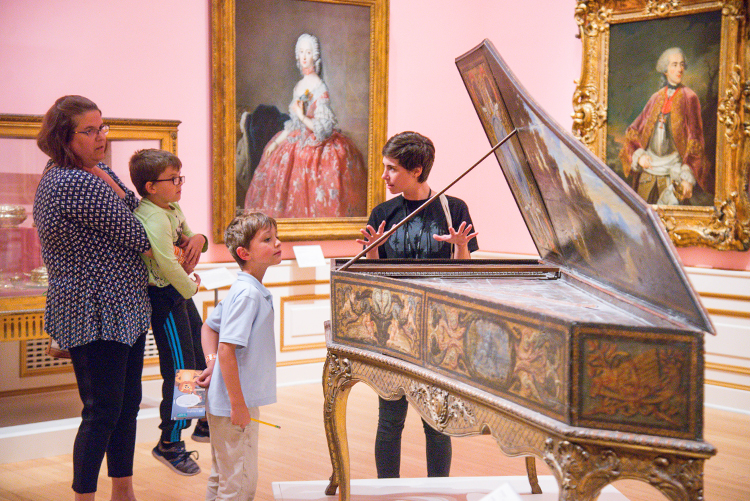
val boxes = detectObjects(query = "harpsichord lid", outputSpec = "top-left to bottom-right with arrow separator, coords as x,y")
456,40 -> 713,334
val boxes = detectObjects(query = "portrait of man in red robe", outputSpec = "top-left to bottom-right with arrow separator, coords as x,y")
618,47 -> 713,205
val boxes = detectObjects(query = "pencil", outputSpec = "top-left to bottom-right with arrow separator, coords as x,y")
252,417 -> 281,429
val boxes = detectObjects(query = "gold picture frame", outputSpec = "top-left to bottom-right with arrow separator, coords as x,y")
0,114 -> 179,150
572,0 -> 750,250
210,0 -> 389,242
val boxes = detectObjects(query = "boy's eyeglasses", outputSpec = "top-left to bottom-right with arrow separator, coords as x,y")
151,176 -> 186,186
74,124 -> 110,138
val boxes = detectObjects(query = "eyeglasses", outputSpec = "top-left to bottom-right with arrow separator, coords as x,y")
150,176 -> 186,186
74,124 -> 110,138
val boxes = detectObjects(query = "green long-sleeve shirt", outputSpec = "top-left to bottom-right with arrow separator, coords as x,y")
134,198 -> 207,298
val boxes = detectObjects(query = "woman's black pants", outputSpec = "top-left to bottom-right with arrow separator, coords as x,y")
374,395 -> 452,478
69,333 -> 146,494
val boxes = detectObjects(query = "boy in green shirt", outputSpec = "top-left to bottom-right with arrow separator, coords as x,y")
130,149 -> 209,476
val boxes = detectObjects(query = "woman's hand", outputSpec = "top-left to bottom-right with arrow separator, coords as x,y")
264,140 -> 280,157
433,221 -> 478,259
356,221 -> 386,259
291,99 -> 305,121
433,221 -> 477,245
263,130 -> 289,158
86,165 -> 127,199
291,99 -> 314,132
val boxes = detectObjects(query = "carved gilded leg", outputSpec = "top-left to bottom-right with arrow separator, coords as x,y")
542,438 -> 707,501
323,352 -> 355,499
525,456 -> 542,494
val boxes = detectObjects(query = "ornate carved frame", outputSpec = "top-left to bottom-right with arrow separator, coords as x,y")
210,0 -> 389,243
572,0 -> 750,250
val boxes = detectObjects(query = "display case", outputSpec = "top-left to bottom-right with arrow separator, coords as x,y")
0,114 -> 179,343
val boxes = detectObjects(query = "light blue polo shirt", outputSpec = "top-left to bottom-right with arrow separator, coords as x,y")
205,271 -> 277,416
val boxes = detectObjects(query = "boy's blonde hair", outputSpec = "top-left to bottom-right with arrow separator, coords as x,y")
225,210 -> 277,267
129,148 -> 182,197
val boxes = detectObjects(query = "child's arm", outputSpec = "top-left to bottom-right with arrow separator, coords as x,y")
218,341 -> 251,429
179,213 -> 209,273
144,214 -> 199,298
196,323 -> 219,388
179,234 -> 207,273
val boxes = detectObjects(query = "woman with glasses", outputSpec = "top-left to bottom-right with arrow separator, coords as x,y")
33,95 -> 152,501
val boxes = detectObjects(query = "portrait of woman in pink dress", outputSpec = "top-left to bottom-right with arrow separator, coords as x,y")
244,33 -> 367,218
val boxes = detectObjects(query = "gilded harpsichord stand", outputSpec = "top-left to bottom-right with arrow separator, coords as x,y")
323,319 -> 714,501
323,40 -> 716,501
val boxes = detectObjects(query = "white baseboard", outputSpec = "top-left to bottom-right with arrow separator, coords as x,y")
0,407 -> 162,464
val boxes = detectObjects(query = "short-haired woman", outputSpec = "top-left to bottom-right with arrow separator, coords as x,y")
357,131 -> 479,478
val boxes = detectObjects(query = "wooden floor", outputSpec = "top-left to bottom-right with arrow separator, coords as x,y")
1,382 -> 748,500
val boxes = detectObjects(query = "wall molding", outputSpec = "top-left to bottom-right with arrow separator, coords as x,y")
700,291 -> 750,302
706,308 -> 750,319
705,379 -> 750,392
277,357 -> 325,367
706,361 -> 750,376
279,293 -> 329,353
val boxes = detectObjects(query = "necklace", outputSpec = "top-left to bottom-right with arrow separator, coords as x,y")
402,189 -> 431,258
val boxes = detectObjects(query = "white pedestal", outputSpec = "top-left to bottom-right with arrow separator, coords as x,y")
272,476 -> 629,500
0,379 -> 163,464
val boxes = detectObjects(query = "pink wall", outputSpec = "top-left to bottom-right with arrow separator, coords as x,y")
0,0 -> 224,256
385,0 -> 577,259
1,0 -> 747,270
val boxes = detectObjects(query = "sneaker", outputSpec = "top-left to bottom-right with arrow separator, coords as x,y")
152,441 -> 201,476
191,419 -> 210,443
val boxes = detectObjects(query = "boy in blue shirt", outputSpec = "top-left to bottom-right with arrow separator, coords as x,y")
197,211 -> 282,500
130,149 -> 209,476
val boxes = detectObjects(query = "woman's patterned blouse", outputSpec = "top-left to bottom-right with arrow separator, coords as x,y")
33,160 -> 152,349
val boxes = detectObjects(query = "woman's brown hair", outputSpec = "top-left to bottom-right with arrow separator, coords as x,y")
381,131 -> 435,183
37,95 -> 101,169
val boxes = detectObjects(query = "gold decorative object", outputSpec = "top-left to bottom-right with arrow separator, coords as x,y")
0,204 -> 27,228
409,382 -> 476,432
572,0 -> 750,250
28,266 -> 48,286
